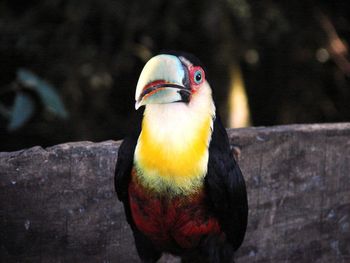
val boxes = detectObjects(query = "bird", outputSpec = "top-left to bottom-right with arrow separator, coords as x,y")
115,51 -> 248,263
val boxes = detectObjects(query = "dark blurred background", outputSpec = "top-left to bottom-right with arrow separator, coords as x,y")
1,0 -> 350,151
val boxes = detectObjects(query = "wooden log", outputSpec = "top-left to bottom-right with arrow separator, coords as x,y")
0,123 -> 349,262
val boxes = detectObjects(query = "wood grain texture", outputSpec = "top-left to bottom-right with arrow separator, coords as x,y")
0,123 -> 350,262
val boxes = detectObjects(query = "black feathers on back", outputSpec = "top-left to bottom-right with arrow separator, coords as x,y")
205,116 -> 248,251
115,129 -> 162,262
115,108 -> 143,212
115,136 -> 137,225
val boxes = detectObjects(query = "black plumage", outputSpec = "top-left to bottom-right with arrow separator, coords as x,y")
115,115 -> 248,263
115,125 -> 162,262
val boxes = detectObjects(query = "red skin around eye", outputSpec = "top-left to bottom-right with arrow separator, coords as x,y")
189,66 -> 205,93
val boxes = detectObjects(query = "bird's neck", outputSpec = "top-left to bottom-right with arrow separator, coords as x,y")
134,83 -> 215,194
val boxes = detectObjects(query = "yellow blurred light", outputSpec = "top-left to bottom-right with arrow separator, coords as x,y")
228,64 -> 251,128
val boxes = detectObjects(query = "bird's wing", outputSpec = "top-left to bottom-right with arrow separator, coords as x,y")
114,119 -> 162,261
114,135 -> 138,225
115,135 -> 163,261
205,116 -> 248,251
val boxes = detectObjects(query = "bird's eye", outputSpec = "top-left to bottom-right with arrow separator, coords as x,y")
194,70 -> 202,84
190,66 -> 205,88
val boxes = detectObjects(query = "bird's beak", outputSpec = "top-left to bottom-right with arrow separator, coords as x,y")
135,54 -> 191,110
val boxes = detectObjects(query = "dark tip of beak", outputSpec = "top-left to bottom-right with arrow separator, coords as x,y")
177,88 -> 191,103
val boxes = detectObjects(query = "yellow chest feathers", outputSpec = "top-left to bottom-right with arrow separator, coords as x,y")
134,84 -> 215,193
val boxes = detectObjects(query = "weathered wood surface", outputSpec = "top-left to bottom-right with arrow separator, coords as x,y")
1,123 -> 350,263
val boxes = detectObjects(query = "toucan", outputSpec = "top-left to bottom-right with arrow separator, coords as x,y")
115,51 -> 248,263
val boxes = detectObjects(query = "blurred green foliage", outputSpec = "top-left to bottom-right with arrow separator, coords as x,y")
17,69 -> 68,119
0,70 -> 68,131
7,92 -> 35,131
0,0 -> 349,150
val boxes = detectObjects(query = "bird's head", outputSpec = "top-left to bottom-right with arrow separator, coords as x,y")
133,52 -> 215,193
135,52 -> 209,110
